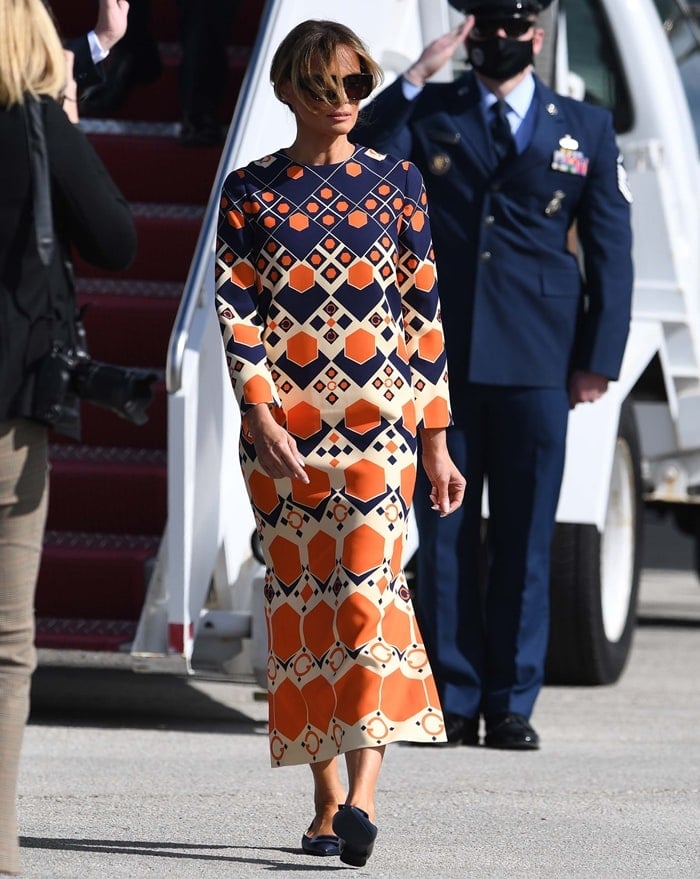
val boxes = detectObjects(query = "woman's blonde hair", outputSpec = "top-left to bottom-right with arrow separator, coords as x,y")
0,0 -> 67,106
270,19 -> 383,108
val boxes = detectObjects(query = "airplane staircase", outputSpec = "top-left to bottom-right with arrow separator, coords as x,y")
37,0 -> 264,651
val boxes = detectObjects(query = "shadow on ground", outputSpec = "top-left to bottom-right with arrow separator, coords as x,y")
29,666 -> 266,732
19,836 -> 338,872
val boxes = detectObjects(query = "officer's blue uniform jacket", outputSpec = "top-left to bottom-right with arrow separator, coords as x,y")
355,72 -> 633,417
354,70 -> 634,721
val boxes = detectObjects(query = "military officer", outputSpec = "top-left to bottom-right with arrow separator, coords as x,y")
354,0 -> 633,749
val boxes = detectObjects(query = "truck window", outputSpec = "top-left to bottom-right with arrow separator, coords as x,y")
653,0 -> 700,151
565,0 -> 633,133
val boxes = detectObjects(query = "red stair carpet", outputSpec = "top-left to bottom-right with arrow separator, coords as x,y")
37,0 -> 264,651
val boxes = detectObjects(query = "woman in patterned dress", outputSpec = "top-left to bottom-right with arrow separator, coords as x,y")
215,19 -> 465,867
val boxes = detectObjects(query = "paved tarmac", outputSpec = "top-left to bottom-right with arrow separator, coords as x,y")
16,519 -> 700,879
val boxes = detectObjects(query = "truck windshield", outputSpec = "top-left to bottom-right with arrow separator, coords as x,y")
565,0 -> 633,133
654,0 -> 700,151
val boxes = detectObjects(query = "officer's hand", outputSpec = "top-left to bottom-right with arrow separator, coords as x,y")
95,0 -> 130,53
568,370 -> 609,408
404,16 -> 474,87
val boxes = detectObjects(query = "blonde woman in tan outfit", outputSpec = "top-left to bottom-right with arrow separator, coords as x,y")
0,2 -> 136,873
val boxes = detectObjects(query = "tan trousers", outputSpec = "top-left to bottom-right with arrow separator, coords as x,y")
0,420 -> 47,876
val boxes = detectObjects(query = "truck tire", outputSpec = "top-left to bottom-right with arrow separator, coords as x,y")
671,505 -> 700,581
546,400 -> 642,685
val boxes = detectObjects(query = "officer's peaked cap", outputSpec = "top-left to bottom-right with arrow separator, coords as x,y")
449,0 -> 553,16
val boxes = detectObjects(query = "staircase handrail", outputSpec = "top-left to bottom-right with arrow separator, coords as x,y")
165,0 -> 275,394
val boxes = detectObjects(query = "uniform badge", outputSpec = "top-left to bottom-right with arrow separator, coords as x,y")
617,152 -> 633,203
546,103 -> 559,116
429,154 -> 452,175
427,129 -> 460,145
544,190 -> 566,216
552,134 -> 589,176
559,135 -> 579,150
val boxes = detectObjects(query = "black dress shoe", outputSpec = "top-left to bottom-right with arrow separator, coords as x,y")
300,832 -> 340,856
445,711 -> 480,746
405,711 -> 479,747
332,804 -> 378,867
484,713 -> 540,750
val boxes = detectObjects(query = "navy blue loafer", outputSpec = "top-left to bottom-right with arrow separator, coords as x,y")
332,804 -> 378,867
300,832 -> 340,856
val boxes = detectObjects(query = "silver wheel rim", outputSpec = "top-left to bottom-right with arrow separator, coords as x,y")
600,438 -> 636,643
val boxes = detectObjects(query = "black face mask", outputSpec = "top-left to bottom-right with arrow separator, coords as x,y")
467,36 -> 534,81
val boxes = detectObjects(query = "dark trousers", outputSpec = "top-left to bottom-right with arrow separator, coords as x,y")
414,384 -> 569,719
113,0 -> 238,121
178,0 -> 238,122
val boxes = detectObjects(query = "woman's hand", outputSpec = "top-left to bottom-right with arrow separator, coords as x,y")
61,50 -> 79,123
245,404 -> 309,483
419,428 -> 466,516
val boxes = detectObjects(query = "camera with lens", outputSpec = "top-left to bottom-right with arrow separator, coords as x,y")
71,356 -> 157,425
31,342 -> 158,435
31,345 -> 81,431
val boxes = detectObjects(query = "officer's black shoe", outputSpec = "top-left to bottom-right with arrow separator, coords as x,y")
429,711 -> 479,746
405,711 -> 479,747
484,713 -> 539,750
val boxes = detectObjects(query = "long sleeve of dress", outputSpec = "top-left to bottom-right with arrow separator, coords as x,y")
397,161 -> 451,429
215,169 -> 282,412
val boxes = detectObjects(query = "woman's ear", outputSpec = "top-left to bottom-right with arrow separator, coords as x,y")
279,81 -> 294,107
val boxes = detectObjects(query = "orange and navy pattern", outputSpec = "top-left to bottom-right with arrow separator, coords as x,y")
216,146 -> 449,766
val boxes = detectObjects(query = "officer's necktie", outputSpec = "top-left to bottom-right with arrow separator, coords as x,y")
490,99 -> 514,162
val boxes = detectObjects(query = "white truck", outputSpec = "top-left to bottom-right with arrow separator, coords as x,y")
131,0 -> 700,689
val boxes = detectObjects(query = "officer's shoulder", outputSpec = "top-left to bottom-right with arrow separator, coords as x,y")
546,84 -> 613,128
418,77 -> 466,103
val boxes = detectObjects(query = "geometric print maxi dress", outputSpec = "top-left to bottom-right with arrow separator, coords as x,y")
215,145 -> 450,766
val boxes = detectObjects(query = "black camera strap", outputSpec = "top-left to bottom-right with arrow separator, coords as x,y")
24,97 -> 156,430
24,98 -> 85,356
23,96 -> 83,439
24,97 -> 54,270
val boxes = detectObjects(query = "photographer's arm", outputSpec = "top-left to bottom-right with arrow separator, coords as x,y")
44,98 -> 136,271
